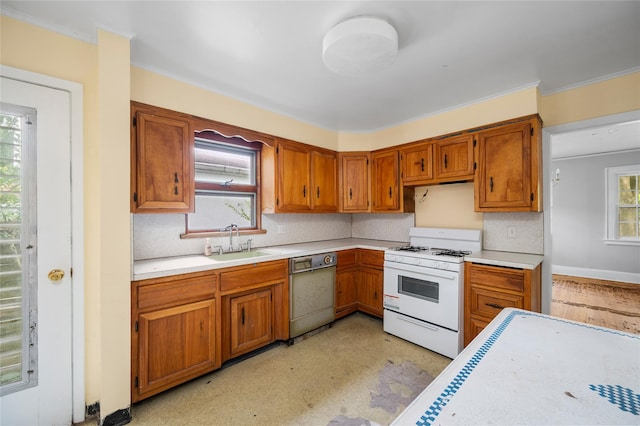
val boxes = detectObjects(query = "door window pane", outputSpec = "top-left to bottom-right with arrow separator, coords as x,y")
0,106 -> 37,395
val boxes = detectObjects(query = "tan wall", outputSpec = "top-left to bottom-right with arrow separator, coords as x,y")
2,15 -> 639,421
130,68 -> 338,150
539,72 -> 640,127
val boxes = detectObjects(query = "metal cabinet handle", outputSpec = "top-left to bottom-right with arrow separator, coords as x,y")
317,187 -> 320,198
349,188 -> 353,199
303,185 -> 306,198
174,172 -> 179,183
489,176 -> 494,192
241,307 -> 245,325
444,154 -> 448,169
388,187 -> 392,199
485,303 -> 504,309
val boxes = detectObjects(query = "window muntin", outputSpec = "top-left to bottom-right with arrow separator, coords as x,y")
186,134 -> 260,234
0,105 -> 38,395
607,164 -> 640,243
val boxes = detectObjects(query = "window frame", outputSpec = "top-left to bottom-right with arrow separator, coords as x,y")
605,163 -> 640,245
183,130 -> 265,237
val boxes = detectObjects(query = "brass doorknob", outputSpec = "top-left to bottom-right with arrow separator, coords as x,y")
48,269 -> 65,281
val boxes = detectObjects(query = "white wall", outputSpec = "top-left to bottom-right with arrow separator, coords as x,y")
551,150 -> 640,283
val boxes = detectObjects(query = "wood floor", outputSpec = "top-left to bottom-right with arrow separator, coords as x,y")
551,274 -> 640,334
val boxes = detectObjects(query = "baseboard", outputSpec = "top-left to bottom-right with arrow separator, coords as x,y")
552,265 -> 640,284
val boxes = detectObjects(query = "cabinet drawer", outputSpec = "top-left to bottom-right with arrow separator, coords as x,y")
358,249 -> 384,269
137,274 -> 216,312
468,263 -> 525,292
337,249 -> 357,269
469,286 -> 524,318
220,259 -> 288,292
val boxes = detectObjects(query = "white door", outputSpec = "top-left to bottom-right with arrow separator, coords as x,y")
0,77 -> 73,425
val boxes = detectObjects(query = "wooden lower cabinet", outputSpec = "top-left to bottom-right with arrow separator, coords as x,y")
220,259 -> 288,363
336,250 -> 358,318
464,261 -> 541,346
226,288 -> 273,358
335,249 -> 384,318
358,267 -> 383,317
131,271 -> 218,402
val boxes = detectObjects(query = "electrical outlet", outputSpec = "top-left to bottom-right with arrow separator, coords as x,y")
277,225 -> 287,234
507,226 -> 517,238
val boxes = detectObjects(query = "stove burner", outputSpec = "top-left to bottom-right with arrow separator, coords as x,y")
431,249 -> 472,258
392,245 -> 428,252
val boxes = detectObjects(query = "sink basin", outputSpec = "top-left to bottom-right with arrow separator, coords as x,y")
209,250 -> 275,261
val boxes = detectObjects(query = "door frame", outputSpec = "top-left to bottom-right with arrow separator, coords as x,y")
1,65 -> 85,423
541,109 -> 640,316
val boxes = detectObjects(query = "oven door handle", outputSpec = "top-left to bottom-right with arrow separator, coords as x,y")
384,263 -> 457,280
397,314 -> 439,332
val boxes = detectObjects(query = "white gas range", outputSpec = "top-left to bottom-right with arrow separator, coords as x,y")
383,227 -> 481,359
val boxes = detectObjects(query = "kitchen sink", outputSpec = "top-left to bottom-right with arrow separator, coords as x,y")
208,250 -> 275,261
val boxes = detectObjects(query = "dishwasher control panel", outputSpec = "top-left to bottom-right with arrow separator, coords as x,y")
290,252 -> 337,273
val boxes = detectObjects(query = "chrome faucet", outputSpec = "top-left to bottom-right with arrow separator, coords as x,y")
224,224 -> 239,252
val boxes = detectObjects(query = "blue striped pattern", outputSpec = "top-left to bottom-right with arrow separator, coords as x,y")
414,310 -> 640,426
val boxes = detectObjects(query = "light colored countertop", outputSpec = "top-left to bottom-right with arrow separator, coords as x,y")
133,238 -> 405,281
392,308 -> 640,425
464,250 -> 543,269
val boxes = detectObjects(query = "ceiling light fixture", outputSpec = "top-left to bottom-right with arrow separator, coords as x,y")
322,16 -> 398,76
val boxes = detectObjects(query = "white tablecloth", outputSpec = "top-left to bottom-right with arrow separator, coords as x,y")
392,308 -> 640,425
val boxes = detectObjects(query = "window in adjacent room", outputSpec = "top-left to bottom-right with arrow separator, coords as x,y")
606,164 -> 640,243
185,132 -> 262,234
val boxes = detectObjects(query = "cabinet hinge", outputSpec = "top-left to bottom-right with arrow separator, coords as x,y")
276,146 -> 279,154
530,127 -> 534,137
135,376 -> 139,388
473,162 -> 477,171
531,193 -> 534,201
135,321 -> 138,332
276,198 -> 279,206
473,139 -> 477,147
133,192 -> 138,203
132,117 -> 137,127
270,293 -> 273,301
366,159 -> 369,165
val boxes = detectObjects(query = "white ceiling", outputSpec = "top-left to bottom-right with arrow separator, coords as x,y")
2,1 -> 639,138
552,120 -> 640,159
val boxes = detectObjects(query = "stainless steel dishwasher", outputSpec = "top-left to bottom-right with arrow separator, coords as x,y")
289,252 -> 337,338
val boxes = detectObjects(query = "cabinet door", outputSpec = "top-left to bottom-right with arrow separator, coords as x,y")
358,267 -> 383,318
131,106 -> 194,213
401,142 -> 434,184
336,268 -> 358,318
311,150 -> 338,211
371,150 -> 400,211
136,299 -> 215,401
475,121 -> 535,211
229,288 -> 273,358
435,134 -> 474,182
339,153 -> 370,212
277,141 -> 311,211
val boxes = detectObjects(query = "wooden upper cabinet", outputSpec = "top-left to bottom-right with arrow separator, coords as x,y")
372,150 -> 415,213
401,142 -> 434,184
372,150 -> 400,211
311,150 -> 338,212
130,102 -> 194,213
265,138 -> 338,213
338,152 -> 370,212
276,139 -> 312,212
474,115 -> 542,212
434,134 -> 474,182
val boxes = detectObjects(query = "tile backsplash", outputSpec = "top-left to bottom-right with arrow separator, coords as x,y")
132,210 -> 542,260
132,213 -> 414,260
482,212 -> 543,255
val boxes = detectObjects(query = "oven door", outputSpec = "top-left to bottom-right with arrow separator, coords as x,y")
383,261 -> 461,331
